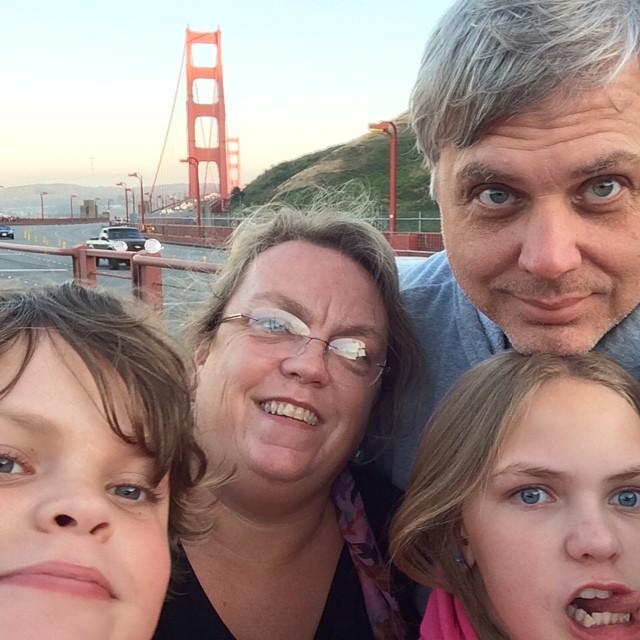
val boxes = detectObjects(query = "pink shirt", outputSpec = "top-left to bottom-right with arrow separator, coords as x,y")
420,589 -> 480,640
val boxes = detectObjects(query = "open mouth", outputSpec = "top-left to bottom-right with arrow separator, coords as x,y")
567,588 -> 640,629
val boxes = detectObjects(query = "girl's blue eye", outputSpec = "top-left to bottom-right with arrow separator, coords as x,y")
109,485 -> 143,501
611,490 -> 640,509
0,456 -> 23,474
517,486 -> 549,505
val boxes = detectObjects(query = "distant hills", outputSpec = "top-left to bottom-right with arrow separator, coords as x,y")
0,184 -> 190,218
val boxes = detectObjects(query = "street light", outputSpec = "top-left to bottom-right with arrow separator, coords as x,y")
116,182 -> 129,223
69,193 -> 77,218
368,120 -> 397,233
40,191 -> 48,221
180,156 -> 201,227
128,172 -> 145,228
129,189 -> 136,224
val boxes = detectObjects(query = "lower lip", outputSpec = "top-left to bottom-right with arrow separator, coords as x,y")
0,573 -> 112,600
515,296 -> 591,324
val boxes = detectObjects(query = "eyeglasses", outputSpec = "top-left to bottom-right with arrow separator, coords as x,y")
219,307 -> 387,387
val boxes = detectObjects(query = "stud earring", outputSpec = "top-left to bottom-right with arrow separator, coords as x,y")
352,447 -> 366,465
453,553 -> 467,568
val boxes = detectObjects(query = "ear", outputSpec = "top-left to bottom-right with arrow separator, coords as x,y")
459,524 -> 476,568
194,340 -> 212,368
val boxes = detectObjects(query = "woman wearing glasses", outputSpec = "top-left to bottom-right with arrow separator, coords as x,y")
153,207 -> 423,640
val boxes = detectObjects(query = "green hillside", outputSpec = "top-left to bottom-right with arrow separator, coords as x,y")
233,115 -> 441,232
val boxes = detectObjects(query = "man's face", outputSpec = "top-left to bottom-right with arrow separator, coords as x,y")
436,62 -> 640,354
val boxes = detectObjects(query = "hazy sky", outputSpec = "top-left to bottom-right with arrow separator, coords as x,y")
2,0 -> 455,189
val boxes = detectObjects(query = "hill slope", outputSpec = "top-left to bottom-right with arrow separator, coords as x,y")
237,114 -> 440,231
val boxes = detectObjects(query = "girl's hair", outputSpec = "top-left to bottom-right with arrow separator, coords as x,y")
390,350 -> 640,639
0,282 -> 219,542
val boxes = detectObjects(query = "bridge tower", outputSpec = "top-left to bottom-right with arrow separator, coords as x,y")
185,28 -> 229,207
228,136 -> 242,190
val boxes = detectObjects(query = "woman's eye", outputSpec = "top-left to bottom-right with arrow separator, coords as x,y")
584,177 -> 623,202
108,485 -> 144,501
253,318 -> 289,334
0,455 -> 24,474
477,186 -> 516,206
611,489 -> 640,509
515,486 -> 550,505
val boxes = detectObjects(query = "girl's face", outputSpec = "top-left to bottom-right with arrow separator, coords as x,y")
0,335 -> 171,640
462,377 -> 640,640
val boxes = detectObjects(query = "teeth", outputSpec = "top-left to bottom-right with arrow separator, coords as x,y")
260,401 -> 318,426
567,606 -> 631,628
578,588 -> 611,599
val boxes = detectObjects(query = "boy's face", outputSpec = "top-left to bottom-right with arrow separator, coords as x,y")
0,334 -> 171,640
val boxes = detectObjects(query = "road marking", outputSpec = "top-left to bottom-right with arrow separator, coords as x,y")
0,268 -> 68,273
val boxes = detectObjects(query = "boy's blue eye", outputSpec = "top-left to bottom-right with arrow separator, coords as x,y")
517,487 -> 549,505
611,490 -> 640,508
109,485 -> 143,501
0,456 -> 22,474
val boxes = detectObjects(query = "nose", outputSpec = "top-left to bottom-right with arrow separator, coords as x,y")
280,336 -> 331,387
33,482 -> 113,542
564,507 -> 620,563
518,200 -> 583,279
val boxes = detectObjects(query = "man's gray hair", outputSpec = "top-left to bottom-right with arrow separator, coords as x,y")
412,0 -> 640,195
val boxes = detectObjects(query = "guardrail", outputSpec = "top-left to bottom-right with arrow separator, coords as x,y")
0,240 -> 436,315
0,242 -> 221,313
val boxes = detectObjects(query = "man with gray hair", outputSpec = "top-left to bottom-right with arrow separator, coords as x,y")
389,0 -> 640,489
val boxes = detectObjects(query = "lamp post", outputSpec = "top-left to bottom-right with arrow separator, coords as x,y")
180,156 -> 201,227
130,189 -> 136,224
40,191 -> 48,221
128,172 -> 145,228
116,182 -> 129,223
69,194 -> 77,218
368,120 -> 397,233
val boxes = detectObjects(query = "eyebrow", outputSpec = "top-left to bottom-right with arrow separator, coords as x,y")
491,463 -> 640,484
458,162 -> 518,185
570,151 -> 640,179
0,410 -> 57,435
248,292 -> 386,342
0,409 -> 155,460
458,152 -> 640,185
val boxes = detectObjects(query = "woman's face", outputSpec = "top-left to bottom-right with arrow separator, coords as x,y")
195,240 -> 388,490
0,335 -> 171,640
462,377 -> 640,639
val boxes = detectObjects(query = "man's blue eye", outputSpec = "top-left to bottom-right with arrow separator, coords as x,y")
478,187 -> 512,206
589,178 -> 621,199
611,490 -> 640,508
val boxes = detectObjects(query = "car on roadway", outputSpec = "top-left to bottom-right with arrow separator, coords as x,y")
86,225 -> 148,269
0,225 -> 15,239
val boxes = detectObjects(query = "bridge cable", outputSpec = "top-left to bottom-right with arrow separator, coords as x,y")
149,42 -> 187,204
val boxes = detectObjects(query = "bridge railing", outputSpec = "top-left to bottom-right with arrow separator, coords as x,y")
0,241 -> 435,320
0,242 -> 222,314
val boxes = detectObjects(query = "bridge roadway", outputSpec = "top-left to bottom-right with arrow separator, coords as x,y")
0,222 -> 228,336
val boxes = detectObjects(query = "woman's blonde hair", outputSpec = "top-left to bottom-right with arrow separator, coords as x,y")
390,351 -> 640,639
